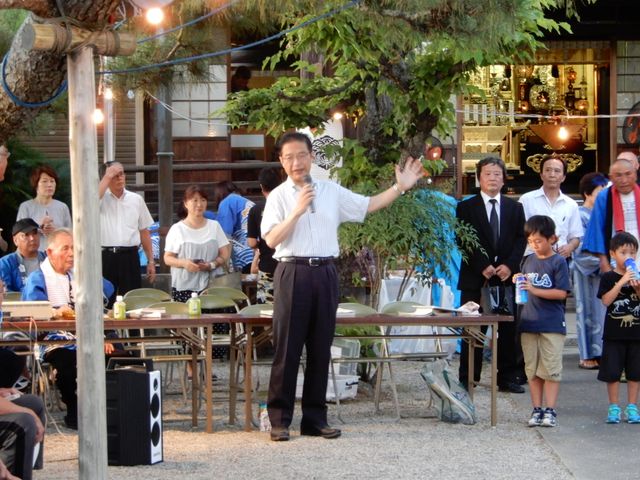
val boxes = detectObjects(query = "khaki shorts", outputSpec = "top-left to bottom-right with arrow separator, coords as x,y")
521,332 -> 565,382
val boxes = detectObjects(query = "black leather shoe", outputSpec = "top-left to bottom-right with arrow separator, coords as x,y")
270,427 -> 290,441
300,424 -> 341,439
498,382 -> 525,394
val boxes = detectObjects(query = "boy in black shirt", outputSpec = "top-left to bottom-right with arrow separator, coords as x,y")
597,231 -> 640,424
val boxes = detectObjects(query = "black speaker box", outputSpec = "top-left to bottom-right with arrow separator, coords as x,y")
106,365 -> 163,466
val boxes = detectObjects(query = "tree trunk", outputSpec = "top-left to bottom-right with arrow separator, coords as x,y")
0,0 -> 122,143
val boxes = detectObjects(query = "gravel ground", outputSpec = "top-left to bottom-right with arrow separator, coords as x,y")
35,358 -> 573,480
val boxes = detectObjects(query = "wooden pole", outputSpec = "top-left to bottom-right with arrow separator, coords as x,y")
67,46 -> 107,479
22,23 -> 136,56
156,26 -> 173,274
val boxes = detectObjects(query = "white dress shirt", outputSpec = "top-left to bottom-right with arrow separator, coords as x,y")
261,177 -> 369,259
519,187 -> 583,255
100,188 -> 154,247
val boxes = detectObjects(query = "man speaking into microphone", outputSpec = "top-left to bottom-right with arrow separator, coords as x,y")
262,132 -> 425,441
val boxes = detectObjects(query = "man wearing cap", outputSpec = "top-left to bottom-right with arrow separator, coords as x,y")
99,161 -> 155,299
0,219 -> 46,294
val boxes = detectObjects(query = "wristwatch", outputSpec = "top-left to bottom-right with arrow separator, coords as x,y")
392,183 -> 405,195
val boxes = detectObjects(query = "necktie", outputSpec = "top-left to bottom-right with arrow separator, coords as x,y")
489,199 -> 499,250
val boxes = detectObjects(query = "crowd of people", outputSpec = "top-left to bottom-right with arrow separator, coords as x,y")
460,151 -> 640,430
2,135 -> 640,474
0,143 -> 272,477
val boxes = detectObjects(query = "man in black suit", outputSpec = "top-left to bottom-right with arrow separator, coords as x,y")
456,156 -> 526,393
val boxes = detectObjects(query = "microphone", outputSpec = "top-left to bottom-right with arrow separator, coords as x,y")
302,174 -> 316,213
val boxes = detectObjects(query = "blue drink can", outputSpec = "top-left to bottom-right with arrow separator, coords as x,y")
624,258 -> 639,279
515,274 -> 528,305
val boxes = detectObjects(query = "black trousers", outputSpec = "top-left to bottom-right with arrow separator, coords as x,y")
101,249 -> 141,300
0,349 -> 26,388
458,289 -> 524,386
44,348 -> 77,418
267,262 -> 339,429
0,394 -> 45,480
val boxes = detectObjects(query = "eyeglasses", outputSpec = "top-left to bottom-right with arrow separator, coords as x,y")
281,152 -> 311,163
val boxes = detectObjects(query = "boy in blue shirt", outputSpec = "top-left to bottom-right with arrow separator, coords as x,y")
596,231 -> 640,424
514,215 -> 570,427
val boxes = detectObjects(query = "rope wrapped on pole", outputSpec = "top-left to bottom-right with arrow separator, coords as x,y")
21,23 -> 136,56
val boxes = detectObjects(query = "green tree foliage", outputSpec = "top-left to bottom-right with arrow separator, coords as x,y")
222,0 -> 588,305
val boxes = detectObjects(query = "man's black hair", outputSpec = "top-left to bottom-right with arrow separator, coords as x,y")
275,132 -> 313,155
475,156 -> 506,181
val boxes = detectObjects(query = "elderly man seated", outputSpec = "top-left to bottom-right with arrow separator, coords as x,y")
0,390 -> 45,480
22,228 -> 115,429
0,219 -> 46,294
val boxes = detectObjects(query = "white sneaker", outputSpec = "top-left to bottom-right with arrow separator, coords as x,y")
541,408 -> 557,427
528,408 -> 543,427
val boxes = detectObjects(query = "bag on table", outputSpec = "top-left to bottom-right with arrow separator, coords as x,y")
420,359 -> 476,425
480,284 -> 514,315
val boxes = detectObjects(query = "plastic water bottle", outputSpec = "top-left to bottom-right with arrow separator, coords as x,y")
113,295 -> 126,320
259,401 -> 271,432
515,274 -> 528,305
187,292 -> 201,316
624,258 -> 639,279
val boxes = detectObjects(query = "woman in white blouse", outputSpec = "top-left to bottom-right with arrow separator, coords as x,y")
164,185 -> 231,302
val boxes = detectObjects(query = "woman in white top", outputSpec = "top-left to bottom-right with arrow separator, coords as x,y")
17,165 -> 71,247
164,185 -> 231,302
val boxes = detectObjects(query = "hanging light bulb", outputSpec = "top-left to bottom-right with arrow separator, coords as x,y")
575,98 -> 589,112
92,108 -> 105,124
557,125 -> 569,141
104,88 -> 114,100
146,7 -> 164,24
332,111 -> 343,120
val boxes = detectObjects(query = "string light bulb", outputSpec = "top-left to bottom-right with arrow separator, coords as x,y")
92,108 -> 105,124
104,88 -> 114,100
332,111 -> 343,120
557,125 -> 569,141
146,7 -> 164,25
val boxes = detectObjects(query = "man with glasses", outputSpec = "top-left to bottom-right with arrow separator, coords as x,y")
99,161 -> 155,300
519,156 -> 582,258
262,132 -> 424,441
0,219 -> 46,294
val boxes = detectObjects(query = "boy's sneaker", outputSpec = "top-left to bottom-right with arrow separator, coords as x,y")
625,404 -> 640,424
528,408 -> 544,427
606,404 -> 621,424
541,407 -> 557,427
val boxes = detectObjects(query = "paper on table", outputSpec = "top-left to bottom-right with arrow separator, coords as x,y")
336,307 -> 357,317
126,308 -> 164,318
259,309 -> 273,318
397,306 -> 434,317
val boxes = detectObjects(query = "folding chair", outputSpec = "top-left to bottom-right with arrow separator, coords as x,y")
201,286 -> 250,308
123,288 -> 171,302
329,302 -> 403,421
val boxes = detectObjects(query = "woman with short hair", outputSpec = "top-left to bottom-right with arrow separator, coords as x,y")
16,165 -> 71,247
